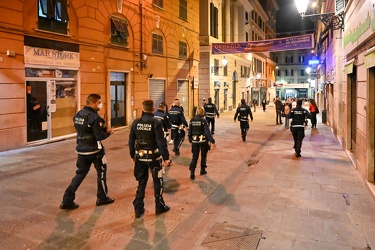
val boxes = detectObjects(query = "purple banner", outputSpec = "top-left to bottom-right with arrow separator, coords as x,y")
212,34 -> 314,54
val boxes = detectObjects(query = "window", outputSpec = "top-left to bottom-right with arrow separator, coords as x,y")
245,11 -> 249,21
285,69 -> 288,76
110,16 -> 129,46
210,3 -> 218,38
291,69 -> 294,76
152,33 -> 163,54
38,0 -> 69,34
179,41 -> 187,58
290,56 -> 294,63
224,65 -> 228,76
275,56 -> 278,63
277,70 -> 280,76
213,59 -> 219,76
299,55 -> 305,63
245,32 -> 249,41
153,0 -> 163,8
179,0 -> 187,21
300,69 -> 305,76
285,56 -> 288,63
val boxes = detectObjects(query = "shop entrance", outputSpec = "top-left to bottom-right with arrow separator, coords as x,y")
26,76 -> 77,144
110,72 -> 127,127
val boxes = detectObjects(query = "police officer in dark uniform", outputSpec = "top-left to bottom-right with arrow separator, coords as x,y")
153,101 -> 171,143
129,99 -> 171,218
203,97 -> 220,134
288,99 -> 312,157
60,94 -> 115,210
234,98 -> 253,142
188,107 -> 215,180
169,98 -> 188,155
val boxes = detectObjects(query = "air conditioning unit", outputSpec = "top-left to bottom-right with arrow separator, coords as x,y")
335,0 -> 345,15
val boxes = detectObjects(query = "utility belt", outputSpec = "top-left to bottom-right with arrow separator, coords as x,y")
192,135 -> 206,143
239,116 -> 248,122
172,124 -> 185,129
135,148 -> 159,157
138,156 -> 162,162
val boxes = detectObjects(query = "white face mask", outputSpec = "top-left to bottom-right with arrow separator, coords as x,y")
97,103 -> 103,110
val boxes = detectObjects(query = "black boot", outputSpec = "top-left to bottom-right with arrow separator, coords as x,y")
190,170 -> 195,180
155,197 -> 170,215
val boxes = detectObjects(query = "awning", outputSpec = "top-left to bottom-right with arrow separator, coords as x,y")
365,46 -> 375,68
344,59 -> 355,74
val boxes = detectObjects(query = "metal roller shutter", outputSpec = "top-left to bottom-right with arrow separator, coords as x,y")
178,79 -> 189,116
149,79 -> 166,108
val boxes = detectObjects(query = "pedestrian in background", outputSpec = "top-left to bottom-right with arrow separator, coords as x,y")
188,106 -> 215,180
288,99 -> 312,157
234,98 -> 253,142
60,94 -> 115,210
261,99 -> 267,112
203,97 -> 220,134
129,99 -> 171,218
252,98 -> 257,112
282,98 -> 292,129
274,96 -> 283,125
309,99 -> 319,128
169,98 -> 188,155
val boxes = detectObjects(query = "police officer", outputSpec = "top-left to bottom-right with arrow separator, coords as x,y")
153,101 -> 171,143
129,99 -> 171,218
234,98 -> 253,142
288,99 -> 312,157
188,107 -> 215,180
169,98 -> 188,155
203,97 -> 220,134
60,94 -> 115,210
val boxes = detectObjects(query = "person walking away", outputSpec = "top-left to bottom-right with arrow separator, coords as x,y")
274,96 -> 283,125
261,99 -> 266,112
203,97 -> 220,134
153,101 -> 171,144
287,99 -> 312,157
252,98 -> 257,112
129,99 -> 172,218
234,98 -> 253,142
309,99 -> 319,128
169,98 -> 188,155
283,98 -> 292,129
60,94 -> 115,210
188,107 -> 215,180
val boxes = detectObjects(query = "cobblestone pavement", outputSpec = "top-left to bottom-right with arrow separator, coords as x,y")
0,105 -> 374,250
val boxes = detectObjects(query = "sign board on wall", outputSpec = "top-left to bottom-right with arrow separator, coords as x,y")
24,46 -> 80,68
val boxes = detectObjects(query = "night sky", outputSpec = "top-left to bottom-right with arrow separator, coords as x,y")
276,0 -> 315,37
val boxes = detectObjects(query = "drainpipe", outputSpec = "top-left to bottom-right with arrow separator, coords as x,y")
140,0 -> 143,71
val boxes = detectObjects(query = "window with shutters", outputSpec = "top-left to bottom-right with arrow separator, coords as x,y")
38,0 -> 69,34
110,16 -> 129,47
152,33 -> 163,54
210,3 -> 218,38
153,0 -> 163,9
179,41 -> 187,58
179,0 -> 187,21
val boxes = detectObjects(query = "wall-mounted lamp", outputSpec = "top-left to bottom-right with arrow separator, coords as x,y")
211,56 -> 228,74
294,0 -> 344,30
148,73 -> 153,78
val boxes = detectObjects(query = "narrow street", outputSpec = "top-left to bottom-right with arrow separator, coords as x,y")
0,106 -> 374,250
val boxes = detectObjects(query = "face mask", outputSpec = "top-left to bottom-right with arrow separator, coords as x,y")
97,103 -> 103,110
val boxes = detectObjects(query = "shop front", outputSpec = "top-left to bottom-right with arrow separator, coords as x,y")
24,43 -> 79,145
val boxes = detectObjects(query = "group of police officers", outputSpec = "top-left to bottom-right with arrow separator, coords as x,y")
59,94 -> 311,219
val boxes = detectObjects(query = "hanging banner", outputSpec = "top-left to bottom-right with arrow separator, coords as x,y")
212,34 -> 314,54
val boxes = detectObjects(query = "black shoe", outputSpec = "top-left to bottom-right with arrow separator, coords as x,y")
296,153 -> 301,157
60,202 -> 79,210
135,208 -> 145,218
242,135 -> 246,142
190,171 -> 195,180
156,205 -> 170,215
96,197 -> 115,206
280,122 -> 283,124
200,169 -> 207,175
211,132 -> 215,135
276,123 -> 279,125
172,149 -> 180,155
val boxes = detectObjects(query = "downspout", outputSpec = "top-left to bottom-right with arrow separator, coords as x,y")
140,0 -> 143,71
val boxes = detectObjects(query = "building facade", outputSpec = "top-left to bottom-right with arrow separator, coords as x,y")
313,0 -> 375,197
199,0 -> 278,112
0,0 -> 199,152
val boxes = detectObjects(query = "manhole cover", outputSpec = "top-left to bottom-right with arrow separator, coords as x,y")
202,223 -> 263,250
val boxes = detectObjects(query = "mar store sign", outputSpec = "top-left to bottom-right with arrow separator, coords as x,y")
24,46 -> 80,68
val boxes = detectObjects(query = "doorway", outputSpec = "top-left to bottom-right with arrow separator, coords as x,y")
110,72 -> 127,127
177,79 -> 189,116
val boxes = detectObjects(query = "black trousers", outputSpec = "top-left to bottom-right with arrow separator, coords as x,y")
133,159 -> 164,211
240,121 -> 249,138
189,142 -> 210,172
62,150 -> 108,204
310,113 -> 317,127
206,117 -> 215,133
292,127 -> 305,154
276,109 -> 282,124
172,128 -> 185,151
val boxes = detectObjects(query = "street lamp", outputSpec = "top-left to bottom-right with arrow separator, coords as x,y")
294,0 -> 345,30
305,67 -> 311,74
